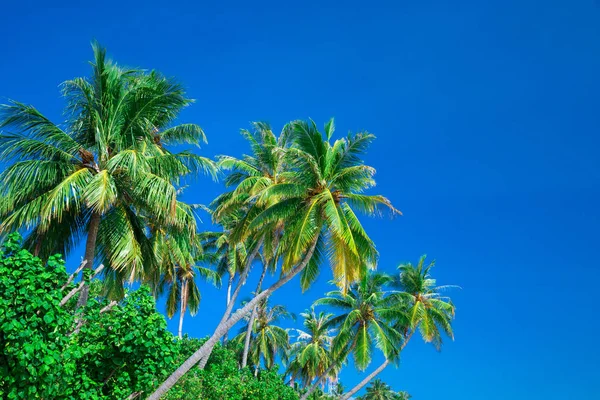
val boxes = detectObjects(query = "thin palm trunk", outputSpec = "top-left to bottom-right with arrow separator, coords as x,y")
75,212 -> 101,309
340,331 -> 415,400
300,375 -> 325,400
33,233 -> 44,257
341,359 -> 390,400
147,236 -> 319,400
178,280 -> 187,339
300,362 -> 336,400
242,262 -> 268,368
223,274 -> 234,344
197,237 -> 264,369
301,337 -> 356,400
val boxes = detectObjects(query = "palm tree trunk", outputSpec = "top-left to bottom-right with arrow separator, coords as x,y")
178,281 -> 187,339
33,233 -> 44,257
242,262 -> 268,368
340,331 -> 415,400
147,236 -> 319,400
300,361 -> 337,400
340,360 -> 389,400
300,377 -> 324,400
302,338 -> 357,400
223,274 -> 234,344
197,237 -> 264,369
75,212 -> 101,310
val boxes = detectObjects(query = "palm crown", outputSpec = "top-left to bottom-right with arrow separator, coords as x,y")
393,256 -> 456,349
245,119 -> 399,291
357,379 -> 410,400
234,297 -> 293,370
315,272 -> 403,371
290,309 -> 337,386
0,44 -> 214,303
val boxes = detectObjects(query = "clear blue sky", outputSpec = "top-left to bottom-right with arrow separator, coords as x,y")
1,1 -> 599,399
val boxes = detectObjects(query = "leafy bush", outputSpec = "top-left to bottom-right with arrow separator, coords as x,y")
0,233 -> 177,399
164,337 -> 298,400
0,233 -> 299,399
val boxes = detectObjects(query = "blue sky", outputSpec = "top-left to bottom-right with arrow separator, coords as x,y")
1,0 -> 599,399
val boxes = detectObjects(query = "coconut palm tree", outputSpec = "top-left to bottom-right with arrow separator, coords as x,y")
233,297 -> 293,371
340,256 -> 456,400
288,309 -> 336,389
0,43 -> 214,309
302,273 -> 403,400
356,379 -> 411,400
153,229 -> 221,338
148,119 -> 398,399
198,228 -> 247,317
217,122 -> 292,354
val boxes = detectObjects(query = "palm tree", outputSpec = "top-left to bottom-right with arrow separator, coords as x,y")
149,119 -> 398,399
288,309 -> 336,389
356,379 -> 411,400
340,256 -> 456,400
302,273 -> 403,400
153,230 -> 220,338
233,297 -> 293,372
215,122 -> 292,366
0,43 -> 213,308
198,228 -> 247,320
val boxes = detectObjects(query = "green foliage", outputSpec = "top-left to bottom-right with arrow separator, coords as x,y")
164,338 -> 298,400
0,43 -> 215,297
0,234 -> 178,399
356,379 -> 411,400
315,272 -> 404,371
288,309 -> 336,386
0,233 -> 71,399
232,298 -> 293,370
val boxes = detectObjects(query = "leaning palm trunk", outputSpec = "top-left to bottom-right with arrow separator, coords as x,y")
75,212 -> 101,310
223,274 -> 234,344
340,360 -> 390,400
300,376 -> 326,400
340,331 -> 414,399
300,362 -> 337,400
147,237 -> 319,400
197,237 -> 264,369
242,262 -> 268,368
301,342 -> 353,400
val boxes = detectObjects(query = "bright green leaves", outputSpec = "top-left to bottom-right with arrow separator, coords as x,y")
42,312 -> 55,324
160,123 -> 207,146
397,256 -> 456,351
0,234 -> 72,399
163,340 -> 298,400
84,170 -> 118,214
0,235 -> 180,399
0,44 -> 213,302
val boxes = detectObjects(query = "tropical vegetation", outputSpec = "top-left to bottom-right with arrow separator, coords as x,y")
0,45 -> 458,399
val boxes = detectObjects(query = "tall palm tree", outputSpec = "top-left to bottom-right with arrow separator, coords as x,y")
288,309 -> 336,388
356,379 -> 411,400
340,256 -> 456,400
215,122 -> 293,366
233,297 -> 293,371
0,43 -> 213,308
149,119 -> 398,399
302,273 -> 403,400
